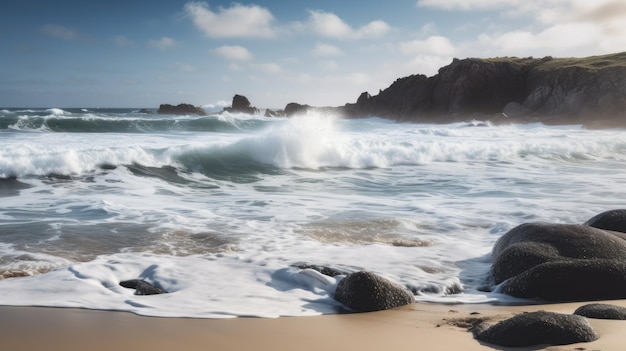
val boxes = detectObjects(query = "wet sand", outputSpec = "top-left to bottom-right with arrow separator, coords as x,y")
1,300 -> 625,351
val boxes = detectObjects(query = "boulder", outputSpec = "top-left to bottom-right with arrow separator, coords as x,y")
334,271 -> 414,312
119,279 -> 167,295
490,222 -> 626,301
473,311 -> 598,347
574,303 -> 626,320
223,94 -> 260,115
585,209 -> 626,233
157,103 -> 207,116
284,103 -> 310,117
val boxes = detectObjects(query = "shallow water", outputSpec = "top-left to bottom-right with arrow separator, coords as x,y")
1,107 -> 625,317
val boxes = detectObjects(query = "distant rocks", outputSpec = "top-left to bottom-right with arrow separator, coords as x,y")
473,311 -> 598,347
334,271 -> 414,312
157,103 -> 206,116
138,108 -> 153,114
488,211 -> 626,301
342,52 -> 626,126
222,94 -> 260,115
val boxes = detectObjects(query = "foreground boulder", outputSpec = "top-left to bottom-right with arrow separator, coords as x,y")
585,209 -> 626,234
574,303 -> 626,320
157,103 -> 206,116
491,222 -> 626,301
334,271 -> 414,312
473,311 -> 598,347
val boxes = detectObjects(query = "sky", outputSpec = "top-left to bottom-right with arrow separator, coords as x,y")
1,0 -> 625,108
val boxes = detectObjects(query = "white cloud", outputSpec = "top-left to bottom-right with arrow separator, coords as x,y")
214,45 -> 253,61
113,35 -> 134,47
148,37 -> 176,50
308,10 -> 391,39
184,1 -> 277,38
253,63 -> 282,74
400,36 -> 457,56
312,43 -> 344,57
41,24 -> 78,41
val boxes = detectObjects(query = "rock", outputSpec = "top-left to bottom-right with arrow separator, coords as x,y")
295,264 -> 348,277
334,271 -> 414,312
138,108 -> 153,114
342,52 -> 626,126
157,103 -> 207,116
223,94 -> 260,115
574,303 -> 626,320
264,108 -> 285,117
490,222 -> 626,301
119,279 -> 167,295
585,209 -> 626,233
473,311 -> 598,347
284,102 -> 311,117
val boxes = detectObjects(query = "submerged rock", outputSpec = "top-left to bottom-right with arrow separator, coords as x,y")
119,279 -> 167,295
334,271 -> 414,312
473,311 -> 598,347
574,303 -> 626,320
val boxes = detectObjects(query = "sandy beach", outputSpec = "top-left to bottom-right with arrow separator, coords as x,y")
1,300 -> 624,351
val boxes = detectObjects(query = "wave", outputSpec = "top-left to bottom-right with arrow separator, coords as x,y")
2,114 -> 625,181
1,113 -> 272,133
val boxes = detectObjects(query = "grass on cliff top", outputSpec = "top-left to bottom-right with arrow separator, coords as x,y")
479,52 -> 626,71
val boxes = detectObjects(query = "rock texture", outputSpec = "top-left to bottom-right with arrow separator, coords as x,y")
473,311 -> 598,347
334,271 -> 414,312
119,279 -> 167,295
342,52 -> 626,126
157,103 -> 206,116
574,303 -> 626,320
585,209 -> 626,233
223,94 -> 260,115
491,221 -> 626,301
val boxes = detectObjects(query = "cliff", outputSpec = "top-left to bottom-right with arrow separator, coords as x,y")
342,52 -> 626,127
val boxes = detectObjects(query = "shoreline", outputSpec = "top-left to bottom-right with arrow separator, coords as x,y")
1,300 -> 625,350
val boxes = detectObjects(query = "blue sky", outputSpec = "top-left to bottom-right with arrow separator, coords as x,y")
2,0 -> 625,108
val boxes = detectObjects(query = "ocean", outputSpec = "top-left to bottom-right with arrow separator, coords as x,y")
1,107 -> 625,318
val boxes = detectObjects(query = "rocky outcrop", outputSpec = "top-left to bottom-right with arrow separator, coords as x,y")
157,103 -> 206,116
473,311 -> 598,347
334,271 -> 414,312
222,94 -> 260,115
490,220 -> 626,301
574,303 -> 626,320
343,52 -> 626,126
284,102 -> 311,117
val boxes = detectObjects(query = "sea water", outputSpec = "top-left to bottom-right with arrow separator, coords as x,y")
1,107 -> 625,318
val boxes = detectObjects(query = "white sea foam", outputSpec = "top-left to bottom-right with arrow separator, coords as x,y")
1,111 -> 626,317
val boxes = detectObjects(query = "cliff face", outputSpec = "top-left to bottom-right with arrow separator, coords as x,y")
343,52 -> 626,126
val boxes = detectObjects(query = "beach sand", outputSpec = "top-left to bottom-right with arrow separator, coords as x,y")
1,300 -> 624,351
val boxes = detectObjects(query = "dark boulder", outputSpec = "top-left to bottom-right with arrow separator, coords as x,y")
296,264 -> 348,277
223,94 -> 260,115
157,103 -> 206,116
490,222 -> 626,301
574,303 -> 626,320
334,271 -> 414,312
585,209 -> 626,234
284,103 -> 310,117
119,279 -> 167,295
473,311 -> 598,347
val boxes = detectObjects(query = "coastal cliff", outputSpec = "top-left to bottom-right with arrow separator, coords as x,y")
342,52 -> 626,127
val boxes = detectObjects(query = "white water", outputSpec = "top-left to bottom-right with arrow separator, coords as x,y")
1,109 -> 626,317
